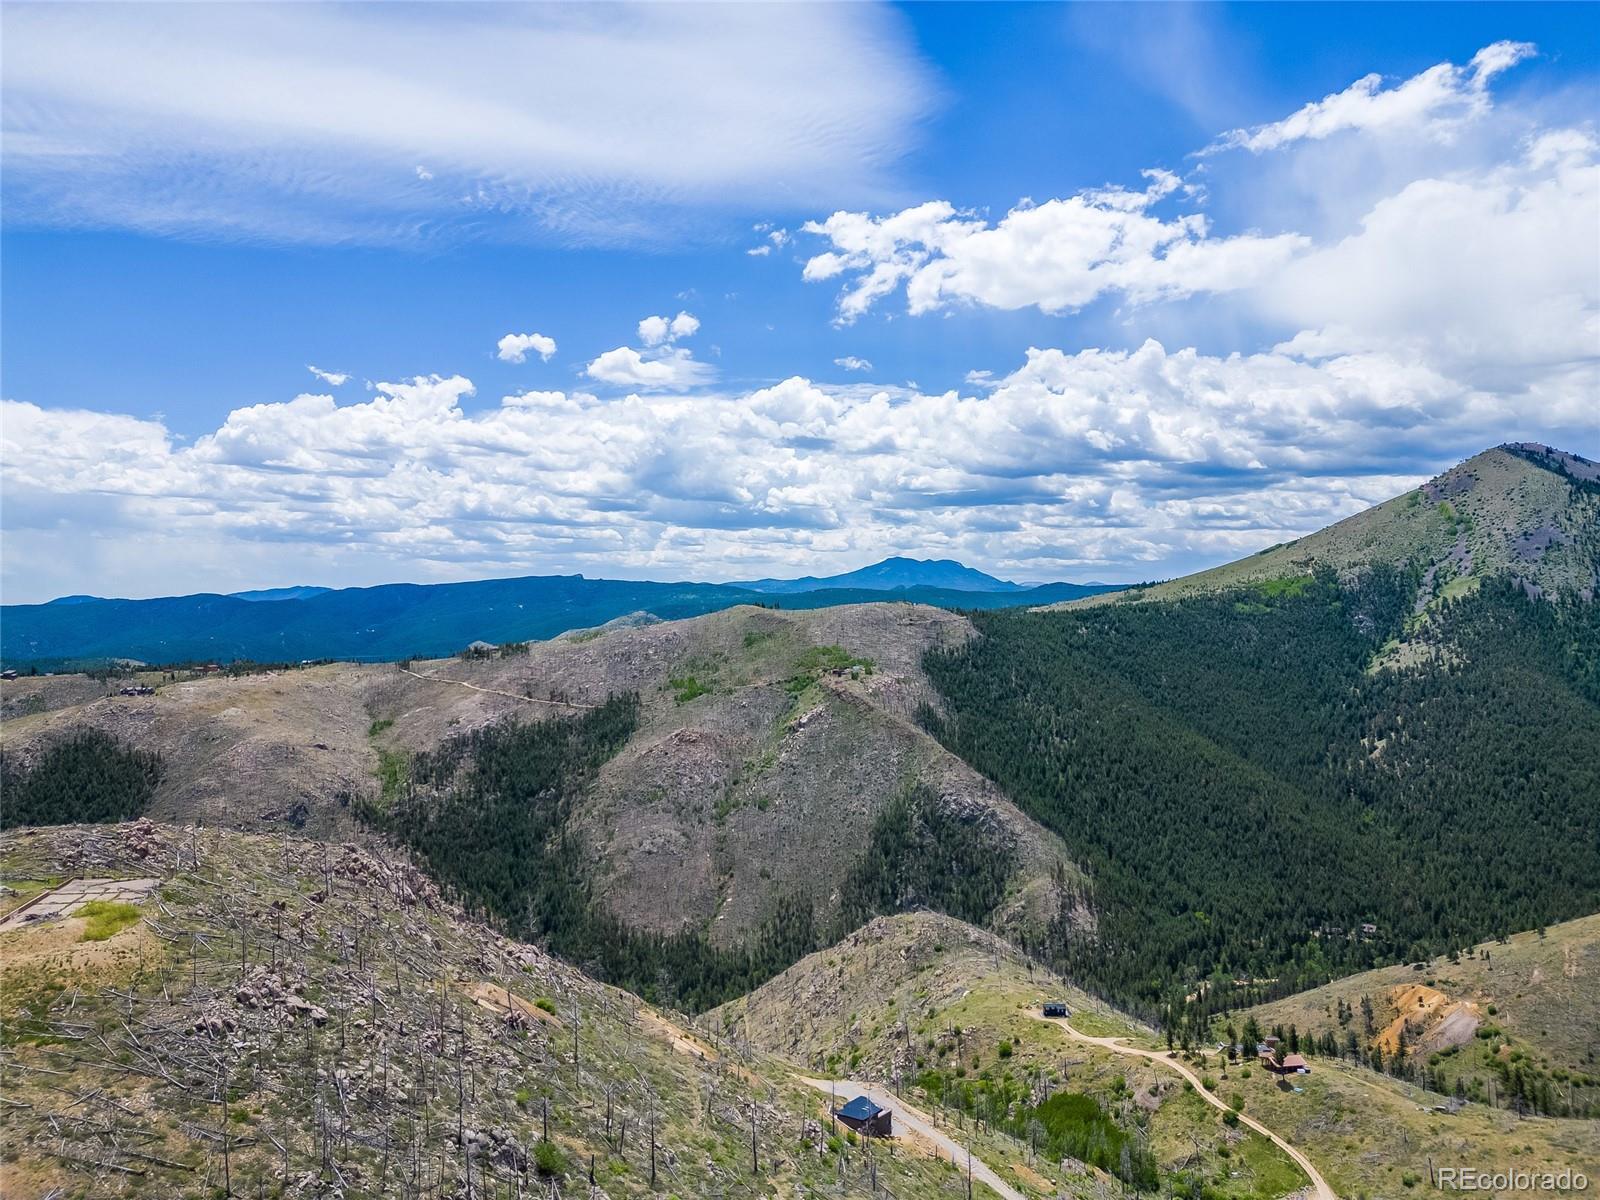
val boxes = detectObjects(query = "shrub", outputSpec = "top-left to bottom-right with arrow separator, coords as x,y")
669,676 -> 710,704
534,1140 -> 568,1177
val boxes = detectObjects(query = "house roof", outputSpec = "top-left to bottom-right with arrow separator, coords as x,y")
1281,1054 -> 1309,1069
837,1096 -> 883,1122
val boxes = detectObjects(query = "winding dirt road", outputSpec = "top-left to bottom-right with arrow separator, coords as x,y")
1036,1015 -> 1338,1200
796,1076 -> 1026,1200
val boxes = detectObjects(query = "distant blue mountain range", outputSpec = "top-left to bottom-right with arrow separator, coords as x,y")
4,558 -> 1121,667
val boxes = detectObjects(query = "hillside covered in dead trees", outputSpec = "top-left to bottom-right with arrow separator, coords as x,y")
0,820 -> 986,1199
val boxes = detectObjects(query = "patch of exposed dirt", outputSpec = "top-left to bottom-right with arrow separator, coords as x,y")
1424,1003 -> 1482,1053
1014,1162 -> 1054,1191
464,980 -> 563,1027
1374,983 -> 1480,1056
0,912 -> 159,976
639,1008 -> 719,1062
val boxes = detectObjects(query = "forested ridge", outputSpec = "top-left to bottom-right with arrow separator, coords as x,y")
363,699 -> 1021,1011
921,570 -> 1600,1021
835,783 -> 1018,935
0,730 -> 163,828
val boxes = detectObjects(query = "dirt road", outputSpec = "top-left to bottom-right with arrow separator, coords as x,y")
398,667 -> 596,709
796,1076 -> 1026,1200
1036,1016 -> 1338,1200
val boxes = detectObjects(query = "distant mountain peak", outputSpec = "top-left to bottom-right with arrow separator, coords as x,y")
734,555 -> 1025,595
229,585 -> 334,603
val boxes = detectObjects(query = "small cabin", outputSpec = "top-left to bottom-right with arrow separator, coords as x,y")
1261,1052 -> 1309,1075
1042,1001 -> 1069,1018
835,1096 -> 892,1137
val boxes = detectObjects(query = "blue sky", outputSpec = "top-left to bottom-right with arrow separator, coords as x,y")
3,2 -> 1597,602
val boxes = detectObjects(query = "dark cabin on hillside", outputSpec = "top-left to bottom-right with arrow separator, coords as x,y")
1042,1001 -> 1069,1018
1261,1052 -> 1309,1075
834,1096 -> 892,1137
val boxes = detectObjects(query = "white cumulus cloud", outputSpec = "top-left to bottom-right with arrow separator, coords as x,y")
5,323 -> 1593,602
792,39 -> 1596,417
496,332 -> 558,363
1262,131 -> 1599,382
306,365 -> 350,387
637,312 -> 700,347
585,346 -> 713,390
802,187 -> 1308,323
834,356 -> 873,372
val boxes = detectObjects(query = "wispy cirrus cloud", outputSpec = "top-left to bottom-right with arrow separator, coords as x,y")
0,3 -> 931,246
306,365 -> 350,387
1205,40 -> 1535,154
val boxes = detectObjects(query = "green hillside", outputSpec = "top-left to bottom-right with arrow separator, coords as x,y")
924,566 -> 1600,1022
